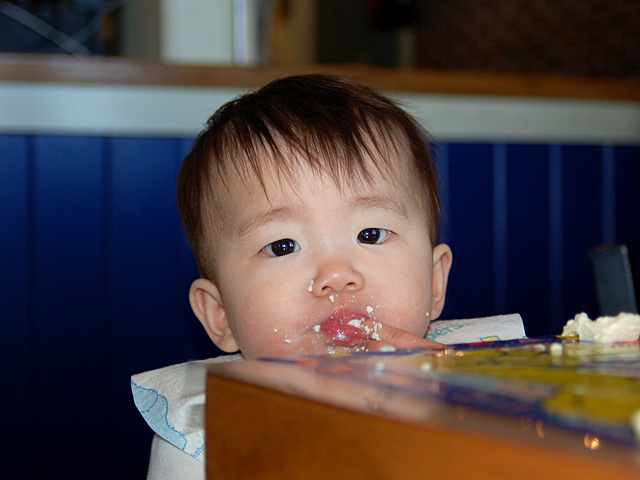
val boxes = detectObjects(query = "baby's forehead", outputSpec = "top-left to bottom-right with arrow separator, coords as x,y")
222,151 -> 414,204
226,132 -> 413,187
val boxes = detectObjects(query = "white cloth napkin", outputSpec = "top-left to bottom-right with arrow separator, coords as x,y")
131,314 -> 526,463
131,353 -> 243,462
426,313 -> 525,344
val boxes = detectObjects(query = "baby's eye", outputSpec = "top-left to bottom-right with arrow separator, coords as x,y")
262,238 -> 300,257
357,228 -> 390,245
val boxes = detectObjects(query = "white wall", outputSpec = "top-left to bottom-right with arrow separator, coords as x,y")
1,82 -> 639,143
121,0 -> 235,64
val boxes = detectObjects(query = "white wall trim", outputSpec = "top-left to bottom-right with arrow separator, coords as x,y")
1,82 -> 639,143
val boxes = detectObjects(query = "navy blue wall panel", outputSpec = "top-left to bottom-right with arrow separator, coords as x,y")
616,146 -> 640,263
32,136 -> 107,476
0,135 -> 31,471
560,145 -> 603,326
443,143 -> 495,319
1,135 -> 219,479
436,142 -> 640,337
2,134 -> 639,478
109,137 -> 182,472
505,144 -> 551,337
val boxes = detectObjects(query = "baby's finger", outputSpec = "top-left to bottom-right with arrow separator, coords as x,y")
364,321 -> 443,350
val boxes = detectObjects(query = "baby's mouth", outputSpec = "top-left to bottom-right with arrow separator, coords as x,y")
314,309 -> 374,347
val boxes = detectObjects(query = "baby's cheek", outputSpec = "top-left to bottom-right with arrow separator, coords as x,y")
386,299 -> 431,336
240,308 -> 298,356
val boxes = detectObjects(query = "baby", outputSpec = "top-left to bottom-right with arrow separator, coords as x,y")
177,73 -> 453,359
133,75 -> 529,479
133,75 -> 540,479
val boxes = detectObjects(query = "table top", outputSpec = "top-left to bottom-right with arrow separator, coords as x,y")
205,338 -> 640,479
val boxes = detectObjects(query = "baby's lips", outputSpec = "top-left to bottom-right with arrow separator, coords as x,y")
317,319 -> 369,346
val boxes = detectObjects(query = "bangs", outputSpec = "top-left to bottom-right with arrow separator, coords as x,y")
211,108 -> 409,196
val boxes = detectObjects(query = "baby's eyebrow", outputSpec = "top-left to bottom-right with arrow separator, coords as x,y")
234,194 -> 408,241
234,206 -> 298,241
350,194 -> 409,219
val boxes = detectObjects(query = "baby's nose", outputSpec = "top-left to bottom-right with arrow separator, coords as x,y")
311,259 -> 364,297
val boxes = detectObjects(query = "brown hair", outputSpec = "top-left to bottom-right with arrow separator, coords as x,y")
177,74 -> 442,280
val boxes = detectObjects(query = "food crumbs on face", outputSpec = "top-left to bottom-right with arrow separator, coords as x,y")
347,318 -> 364,328
312,324 -> 321,332
307,280 -> 314,293
329,295 -> 335,303
273,328 -> 278,333
370,321 -> 382,341
366,305 -> 374,315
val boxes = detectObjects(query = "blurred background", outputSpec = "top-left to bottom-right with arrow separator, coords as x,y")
1,1 -> 639,478
0,0 -> 639,74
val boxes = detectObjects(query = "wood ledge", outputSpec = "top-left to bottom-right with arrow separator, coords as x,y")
1,53 -> 639,102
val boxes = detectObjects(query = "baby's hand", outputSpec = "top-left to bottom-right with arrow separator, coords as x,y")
363,320 -> 443,351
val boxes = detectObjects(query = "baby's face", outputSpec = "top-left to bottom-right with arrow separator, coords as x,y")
211,160 -> 441,359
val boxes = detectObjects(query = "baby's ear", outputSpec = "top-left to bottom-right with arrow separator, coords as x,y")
189,278 -> 239,353
430,244 -> 453,320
